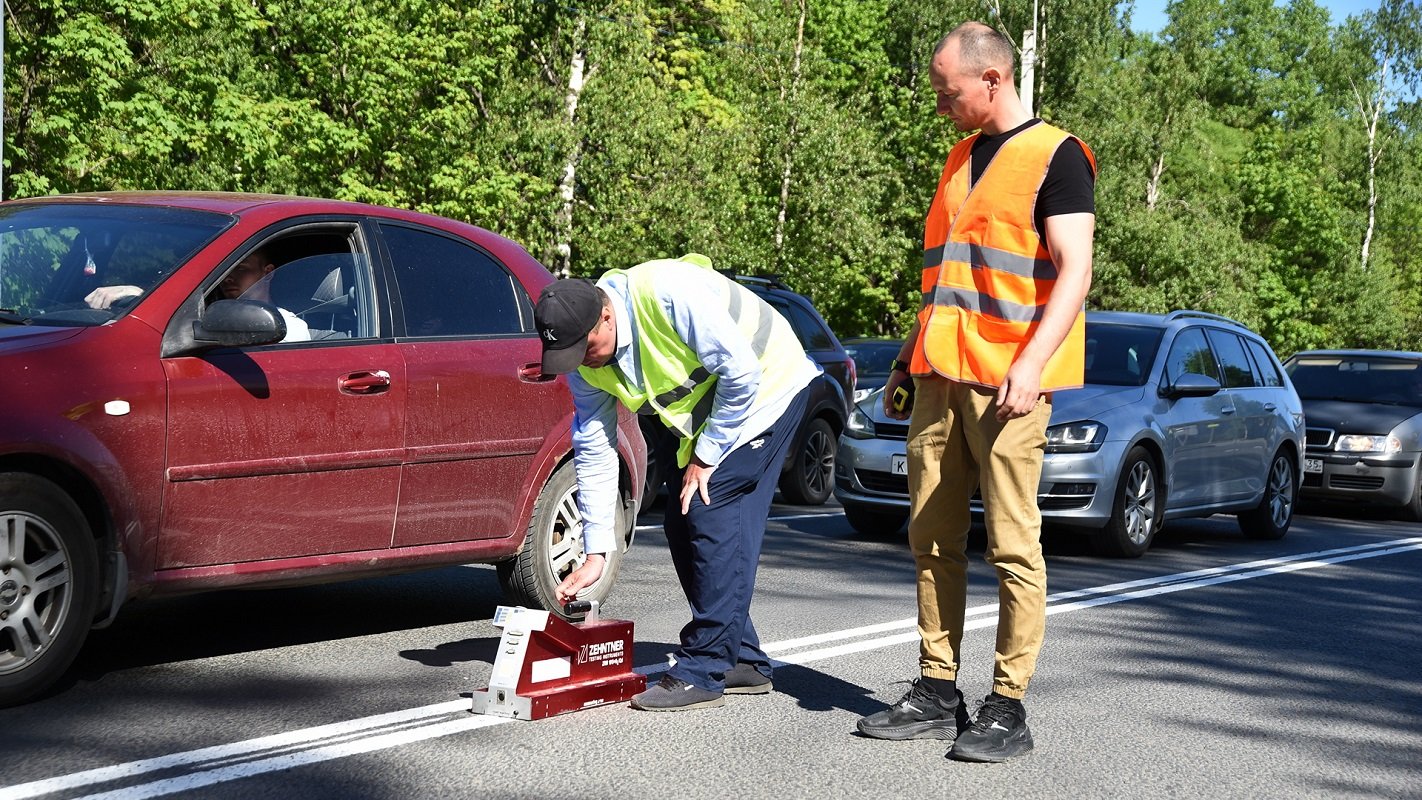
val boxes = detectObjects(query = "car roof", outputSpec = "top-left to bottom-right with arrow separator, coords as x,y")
1088,309 -> 1263,339
1288,349 -> 1422,361
4,191 -> 533,261
8,191 -> 370,215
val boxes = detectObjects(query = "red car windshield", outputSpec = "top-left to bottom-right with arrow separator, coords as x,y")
0,203 -> 233,327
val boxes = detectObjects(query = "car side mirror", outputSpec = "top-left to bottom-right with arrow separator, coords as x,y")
191,299 -> 287,349
1161,372 -> 1222,399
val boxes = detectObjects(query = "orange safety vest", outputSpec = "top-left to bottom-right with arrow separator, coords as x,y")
911,121 -> 1096,391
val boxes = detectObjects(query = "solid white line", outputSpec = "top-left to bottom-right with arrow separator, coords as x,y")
10,535 -> 1420,799
634,510 -> 841,532
74,716 -> 507,800
774,538 -> 1422,665
0,701 -> 468,800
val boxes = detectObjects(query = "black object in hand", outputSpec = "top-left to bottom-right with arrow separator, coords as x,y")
891,382 -> 915,414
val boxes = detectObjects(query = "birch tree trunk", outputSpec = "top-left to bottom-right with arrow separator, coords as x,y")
554,17 -> 588,278
773,0 -> 807,266
1353,46 -> 1392,272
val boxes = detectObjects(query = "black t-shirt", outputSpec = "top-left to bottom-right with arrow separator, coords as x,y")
969,118 -> 1095,244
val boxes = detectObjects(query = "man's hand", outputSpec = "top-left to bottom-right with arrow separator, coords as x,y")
882,370 -> 912,421
84,285 -> 142,310
679,455 -> 717,514
995,359 -> 1044,422
555,553 -> 606,606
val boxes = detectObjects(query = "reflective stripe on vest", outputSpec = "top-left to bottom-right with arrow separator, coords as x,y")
911,122 -> 1096,392
578,259 -> 807,468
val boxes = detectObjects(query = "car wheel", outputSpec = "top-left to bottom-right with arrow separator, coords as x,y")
497,460 -> 625,619
1238,450 -> 1295,540
638,453 -> 662,516
1402,477 -> 1422,523
1092,447 -> 1162,558
778,417 -> 836,505
0,474 -> 99,708
843,504 -> 907,536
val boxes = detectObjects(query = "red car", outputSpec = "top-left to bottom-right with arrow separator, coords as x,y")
0,193 -> 645,706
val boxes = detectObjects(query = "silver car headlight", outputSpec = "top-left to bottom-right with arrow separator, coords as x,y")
1045,421 -> 1106,453
846,405 -> 877,439
1334,434 -> 1402,455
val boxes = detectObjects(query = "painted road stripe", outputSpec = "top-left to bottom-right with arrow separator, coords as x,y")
4,536 -> 1418,800
635,511 -> 838,533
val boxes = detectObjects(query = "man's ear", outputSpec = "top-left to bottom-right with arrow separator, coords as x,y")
983,67 -> 1001,90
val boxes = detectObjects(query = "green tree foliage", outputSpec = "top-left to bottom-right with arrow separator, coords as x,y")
3,0 -> 1420,351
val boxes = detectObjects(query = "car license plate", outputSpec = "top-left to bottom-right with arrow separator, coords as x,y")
1304,458 -> 1323,474
891,454 -> 908,475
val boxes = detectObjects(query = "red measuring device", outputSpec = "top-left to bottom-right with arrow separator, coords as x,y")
470,600 -> 645,720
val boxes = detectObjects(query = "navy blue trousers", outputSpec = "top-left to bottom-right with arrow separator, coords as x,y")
654,385 -> 809,692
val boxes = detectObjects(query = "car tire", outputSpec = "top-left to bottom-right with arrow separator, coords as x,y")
843,504 -> 907,536
778,417 -> 836,505
1238,450 -> 1296,540
1402,477 -> 1422,523
0,473 -> 99,709
638,454 -> 663,516
497,460 -> 626,620
1092,447 -> 1162,558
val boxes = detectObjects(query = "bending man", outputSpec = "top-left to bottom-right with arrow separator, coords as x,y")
535,255 -> 819,711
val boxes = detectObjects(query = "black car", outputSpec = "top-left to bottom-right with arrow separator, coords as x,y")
1283,349 -> 1422,519
639,274 -> 854,510
843,337 -> 904,404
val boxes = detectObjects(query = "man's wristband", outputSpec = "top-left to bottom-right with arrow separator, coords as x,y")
890,358 -> 910,374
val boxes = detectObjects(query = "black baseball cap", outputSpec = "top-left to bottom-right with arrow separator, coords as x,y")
534,278 -> 602,375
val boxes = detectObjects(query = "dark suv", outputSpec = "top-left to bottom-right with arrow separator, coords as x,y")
640,274 -> 854,510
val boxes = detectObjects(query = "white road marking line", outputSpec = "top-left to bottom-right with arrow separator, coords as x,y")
5,535 -> 1418,800
634,511 -> 839,532
1,701 -> 468,800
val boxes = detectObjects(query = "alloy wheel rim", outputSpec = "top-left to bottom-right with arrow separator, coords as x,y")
1268,457 -> 1294,529
1122,461 -> 1156,546
0,512 -> 74,675
803,429 -> 834,495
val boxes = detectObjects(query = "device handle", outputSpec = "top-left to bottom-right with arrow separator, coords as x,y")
564,600 -> 600,622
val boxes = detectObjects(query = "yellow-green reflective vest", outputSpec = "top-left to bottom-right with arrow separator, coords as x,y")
579,259 -> 807,468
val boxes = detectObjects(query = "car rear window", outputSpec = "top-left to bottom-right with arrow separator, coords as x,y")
1286,356 -> 1422,406
1206,329 -> 1258,388
1084,322 -> 1163,387
766,296 -> 835,351
844,341 -> 902,377
0,203 -> 233,327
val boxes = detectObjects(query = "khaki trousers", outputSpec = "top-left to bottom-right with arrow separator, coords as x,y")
906,374 -> 1050,699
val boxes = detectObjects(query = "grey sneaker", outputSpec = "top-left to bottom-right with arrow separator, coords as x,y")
724,663 -> 773,695
631,674 -> 725,711
857,679 -> 970,741
949,693 -> 1034,762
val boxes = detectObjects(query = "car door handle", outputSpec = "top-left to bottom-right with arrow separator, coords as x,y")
519,363 -> 557,383
340,370 -> 392,395
1220,406 -> 1237,414
1263,402 -> 1277,411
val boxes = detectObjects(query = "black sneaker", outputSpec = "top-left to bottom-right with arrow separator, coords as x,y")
630,674 -> 725,712
949,693 -> 1034,762
723,663 -> 773,695
856,679 -> 970,741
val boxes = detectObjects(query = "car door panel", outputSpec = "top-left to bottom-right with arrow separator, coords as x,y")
158,222 -> 403,569
394,338 -> 565,545
1206,329 -> 1268,502
160,344 -> 406,568
376,222 -> 565,546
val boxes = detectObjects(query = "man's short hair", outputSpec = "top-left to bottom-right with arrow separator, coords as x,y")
937,22 -> 1016,83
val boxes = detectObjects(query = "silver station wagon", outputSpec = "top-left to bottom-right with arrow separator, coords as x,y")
835,311 -> 1305,556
